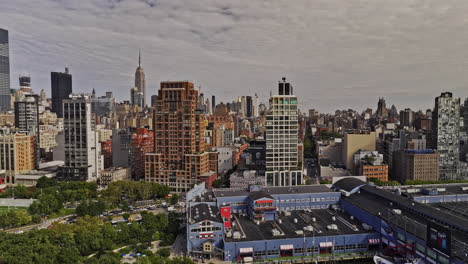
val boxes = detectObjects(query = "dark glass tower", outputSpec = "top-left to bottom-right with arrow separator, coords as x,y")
51,68 -> 72,118
0,28 -> 10,111
246,95 -> 253,118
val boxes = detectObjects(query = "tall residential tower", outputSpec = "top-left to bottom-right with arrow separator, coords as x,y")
145,81 -> 217,192
58,94 -> 103,181
432,92 -> 460,180
265,78 -> 302,186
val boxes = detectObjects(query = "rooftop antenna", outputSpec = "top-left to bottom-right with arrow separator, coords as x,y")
138,49 -> 141,67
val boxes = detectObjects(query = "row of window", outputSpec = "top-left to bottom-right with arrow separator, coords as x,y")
248,244 -> 369,256
278,197 -> 339,203
190,227 -> 222,233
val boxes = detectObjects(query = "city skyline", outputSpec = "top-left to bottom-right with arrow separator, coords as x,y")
1,1 -> 468,112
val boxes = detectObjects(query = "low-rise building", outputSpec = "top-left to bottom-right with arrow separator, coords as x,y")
186,179 -> 468,263
15,170 -> 55,187
229,170 -> 265,189
0,133 -> 36,184
394,149 -> 440,183
353,150 -> 388,182
99,167 -> 130,186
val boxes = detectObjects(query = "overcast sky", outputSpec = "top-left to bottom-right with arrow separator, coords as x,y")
1,0 -> 468,113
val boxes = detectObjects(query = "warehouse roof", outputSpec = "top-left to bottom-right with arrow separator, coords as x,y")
332,177 -> 367,193
213,185 -> 333,198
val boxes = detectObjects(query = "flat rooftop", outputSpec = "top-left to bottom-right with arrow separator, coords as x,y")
430,202 -> 468,222
189,203 -> 221,224
225,208 -> 372,243
213,185 -> 333,198
343,186 -> 468,262
399,184 -> 468,197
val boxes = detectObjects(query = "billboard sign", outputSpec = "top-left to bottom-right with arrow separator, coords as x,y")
426,221 -> 451,256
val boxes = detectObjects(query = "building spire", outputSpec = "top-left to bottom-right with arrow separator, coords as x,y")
138,49 -> 141,67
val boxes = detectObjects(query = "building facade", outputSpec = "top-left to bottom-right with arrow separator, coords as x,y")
145,81 -> 216,192
131,128 -> 153,180
0,28 -> 10,111
0,133 -> 35,183
432,92 -> 460,180
58,94 -> 103,181
342,131 -> 376,172
394,149 -> 440,183
51,68 -> 72,118
112,129 -> 131,168
14,94 -> 40,166
353,150 -> 388,181
99,167 -> 130,186
399,108 -> 414,127
265,78 -> 302,186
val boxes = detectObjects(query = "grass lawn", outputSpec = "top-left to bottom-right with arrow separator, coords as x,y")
0,206 -> 28,214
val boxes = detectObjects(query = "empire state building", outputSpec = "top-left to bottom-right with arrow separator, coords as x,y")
132,50 -> 146,107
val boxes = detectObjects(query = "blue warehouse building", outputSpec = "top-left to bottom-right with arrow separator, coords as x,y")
186,179 -> 468,263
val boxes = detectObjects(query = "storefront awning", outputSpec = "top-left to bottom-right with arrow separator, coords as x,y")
280,244 -> 294,250
319,242 -> 333,248
239,247 -> 253,253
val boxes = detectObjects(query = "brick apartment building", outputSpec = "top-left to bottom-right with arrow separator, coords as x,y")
145,81 -> 217,192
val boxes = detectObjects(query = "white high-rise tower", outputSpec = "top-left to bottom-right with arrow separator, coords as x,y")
265,78 -> 303,186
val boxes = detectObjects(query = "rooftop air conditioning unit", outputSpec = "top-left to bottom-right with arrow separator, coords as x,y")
233,231 -> 241,239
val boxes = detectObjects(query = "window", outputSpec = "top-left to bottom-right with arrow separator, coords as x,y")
203,243 -> 212,252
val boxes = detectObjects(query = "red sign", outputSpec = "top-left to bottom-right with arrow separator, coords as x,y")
220,206 -> 231,218
220,206 -> 231,228
256,200 -> 273,204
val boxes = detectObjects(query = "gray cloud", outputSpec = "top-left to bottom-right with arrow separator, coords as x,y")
1,0 -> 468,112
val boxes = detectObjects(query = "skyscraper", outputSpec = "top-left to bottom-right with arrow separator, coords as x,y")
376,98 -> 388,119
14,94 -> 40,167
145,81 -> 217,192
253,93 -> 259,117
246,95 -> 253,118
399,108 -> 414,127
432,92 -> 460,180
58,94 -> 103,181
51,68 -> 72,118
211,95 -> 216,113
463,98 -> 468,134
0,28 -> 10,111
265,78 -> 303,186
134,50 -> 146,107
18,75 -> 32,93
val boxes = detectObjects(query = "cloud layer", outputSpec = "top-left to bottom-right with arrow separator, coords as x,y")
1,0 -> 468,112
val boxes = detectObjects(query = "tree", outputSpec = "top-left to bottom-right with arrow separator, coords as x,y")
169,194 -> 179,205
212,179 -> 223,188
14,210 -> 32,226
76,200 -> 106,217
36,176 -> 58,189
156,248 -> 171,257
28,193 -> 63,216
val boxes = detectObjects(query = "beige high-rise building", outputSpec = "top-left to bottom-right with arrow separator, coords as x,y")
342,131 -> 376,171
0,133 -> 36,183
394,149 -> 439,183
